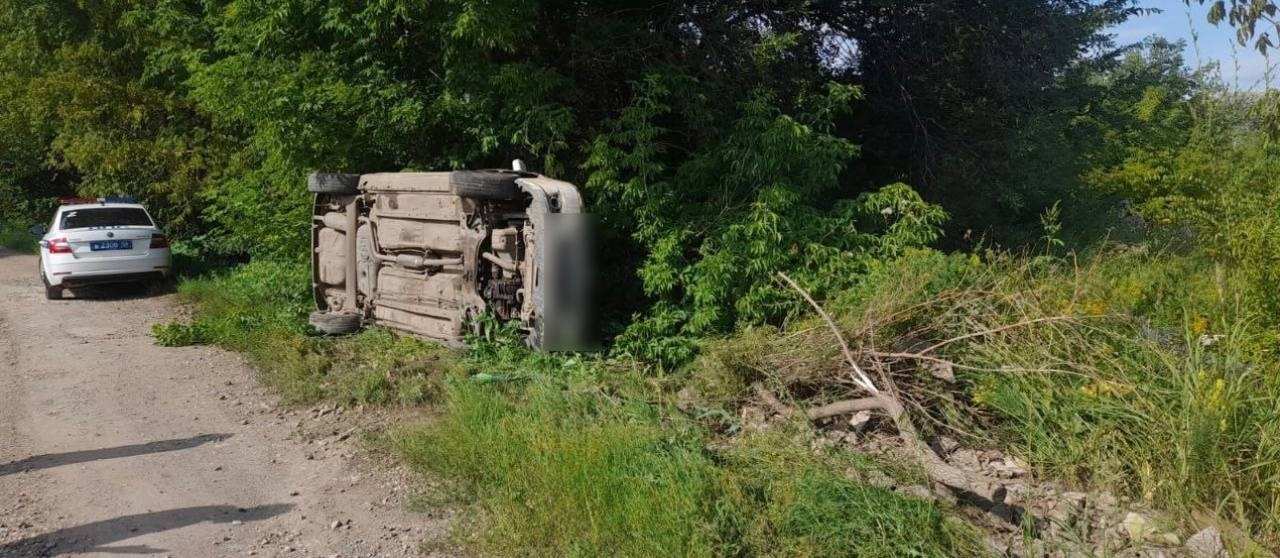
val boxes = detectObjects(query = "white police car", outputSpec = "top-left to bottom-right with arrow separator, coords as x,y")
38,198 -> 171,299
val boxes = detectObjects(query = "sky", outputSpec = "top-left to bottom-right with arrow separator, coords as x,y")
1112,0 -> 1276,90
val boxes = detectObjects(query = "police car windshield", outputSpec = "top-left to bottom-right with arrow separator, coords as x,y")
60,207 -> 153,230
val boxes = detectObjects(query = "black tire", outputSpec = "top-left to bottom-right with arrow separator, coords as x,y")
40,263 -> 63,300
146,274 -> 174,295
308,172 -> 361,194
449,170 -> 534,201
309,311 -> 362,335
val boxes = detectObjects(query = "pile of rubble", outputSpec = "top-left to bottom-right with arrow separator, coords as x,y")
809,418 -> 1235,558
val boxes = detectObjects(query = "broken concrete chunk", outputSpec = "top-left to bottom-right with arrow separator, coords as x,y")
1184,526 -> 1227,558
1121,512 -> 1159,543
930,435 -> 959,456
847,410 -> 873,431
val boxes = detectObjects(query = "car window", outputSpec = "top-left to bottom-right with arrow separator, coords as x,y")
59,207 -> 153,229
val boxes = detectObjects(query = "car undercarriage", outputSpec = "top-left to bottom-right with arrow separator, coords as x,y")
308,166 -> 590,350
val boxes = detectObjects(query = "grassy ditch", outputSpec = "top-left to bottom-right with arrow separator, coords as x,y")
155,240 -> 1280,553
156,260 -> 985,556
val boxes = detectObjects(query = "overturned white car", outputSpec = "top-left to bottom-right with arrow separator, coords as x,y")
308,164 -> 591,350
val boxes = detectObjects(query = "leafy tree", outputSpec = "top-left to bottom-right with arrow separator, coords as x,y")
1186,0 -> 1280,53
838,0 -> 1144,240
586,78 -> 947,362
0,0 -> 1162,361
0,0 -> 224,237
1081,38 -> 1207,203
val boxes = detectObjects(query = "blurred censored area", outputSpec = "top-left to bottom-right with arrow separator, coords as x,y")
542,213 -> 595,352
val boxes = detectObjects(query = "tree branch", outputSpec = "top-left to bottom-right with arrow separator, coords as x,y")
778,272 -> 878,394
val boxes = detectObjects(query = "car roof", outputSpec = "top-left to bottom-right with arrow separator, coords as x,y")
58,203 -> 149,211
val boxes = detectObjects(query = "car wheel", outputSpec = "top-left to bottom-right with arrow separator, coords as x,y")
450,170 -> 534,201
39,263 -> 62,300
307,172 -> 361,194
309,311 -> 362,335
147,274 -> 172,294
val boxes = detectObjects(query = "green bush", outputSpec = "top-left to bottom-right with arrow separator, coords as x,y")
0,225 -> 37,253
589,80 -> 948,363
0,209 -> 38,252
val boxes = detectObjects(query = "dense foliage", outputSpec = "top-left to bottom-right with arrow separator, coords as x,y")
0,0 -> 1157,357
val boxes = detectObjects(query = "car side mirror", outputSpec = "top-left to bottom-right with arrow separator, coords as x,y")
28,224 -> 47,236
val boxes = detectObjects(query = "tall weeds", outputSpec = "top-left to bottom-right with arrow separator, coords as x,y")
696,246 -> 1280,544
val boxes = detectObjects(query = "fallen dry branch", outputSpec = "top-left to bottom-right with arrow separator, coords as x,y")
775,272 -> 1011,507
753,383 -> 888,421
753,382 -> 1008,504
805,396 -> 886,421
777,273 -> 878,395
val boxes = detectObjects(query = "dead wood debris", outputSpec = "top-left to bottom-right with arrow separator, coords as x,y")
767,274 -> 1221,557
776,272 -> 1013,506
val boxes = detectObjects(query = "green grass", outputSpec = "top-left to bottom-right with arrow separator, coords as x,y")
959,250 -> 1280,544
153,259 -> 455,406
694,246 -> 1280,549
392,363 -> 983,557
717,430 -> 983,558
394,374 -> 722,557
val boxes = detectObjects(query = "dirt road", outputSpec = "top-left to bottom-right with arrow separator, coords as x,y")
0,249 -> 453,557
